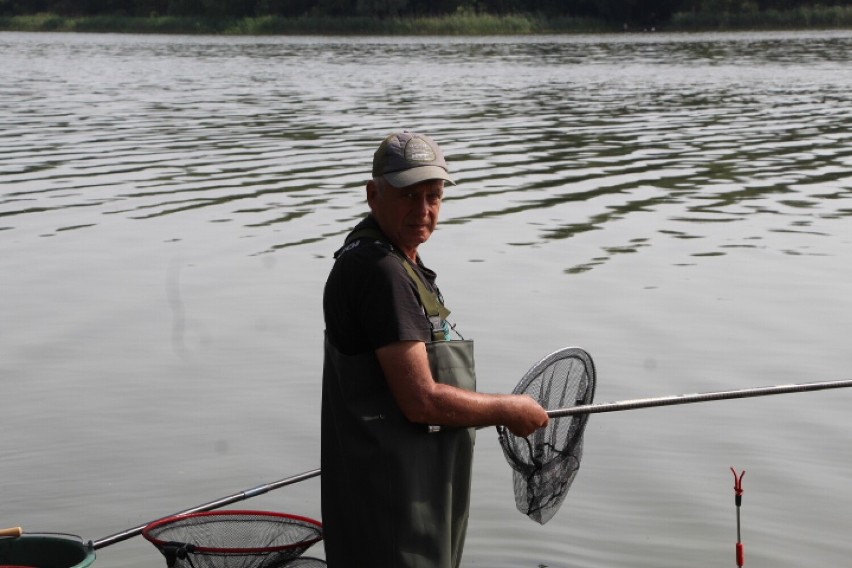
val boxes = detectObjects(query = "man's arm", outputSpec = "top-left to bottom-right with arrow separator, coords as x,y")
375,340 -> 549,437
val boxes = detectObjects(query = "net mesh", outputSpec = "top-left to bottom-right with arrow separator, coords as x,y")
498,347 -> 596,524
142,511 -> 323,568
279,559 -> 326,567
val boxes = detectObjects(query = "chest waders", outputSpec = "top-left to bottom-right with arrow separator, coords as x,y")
321,228 -> 476,568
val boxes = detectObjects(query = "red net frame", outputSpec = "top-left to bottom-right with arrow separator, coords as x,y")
142,510 -> 323,568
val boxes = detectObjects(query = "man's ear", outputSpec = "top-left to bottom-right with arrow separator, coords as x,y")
366,179 -> 379,208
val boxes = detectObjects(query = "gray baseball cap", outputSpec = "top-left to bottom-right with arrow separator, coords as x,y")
371,132 -> 456,188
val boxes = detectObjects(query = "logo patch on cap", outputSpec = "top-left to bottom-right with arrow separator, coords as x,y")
405,137 -> 437,163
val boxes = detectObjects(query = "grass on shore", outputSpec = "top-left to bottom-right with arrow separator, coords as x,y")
671,4 -> 852,30
0,6 -> 850,35
0,13 -> 613,35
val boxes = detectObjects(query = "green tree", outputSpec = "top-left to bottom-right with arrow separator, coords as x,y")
167,0 -> 204,15
311,0 -> 355,16
198,0 -> 255,16
407,0 -> 462,15
255,0 -> 314,16
132,0 -> 168,15
480,0 -> 525,14
355,0 -> 406,17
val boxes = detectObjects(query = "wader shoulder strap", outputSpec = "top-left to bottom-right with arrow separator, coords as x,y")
345,228 -> 451,340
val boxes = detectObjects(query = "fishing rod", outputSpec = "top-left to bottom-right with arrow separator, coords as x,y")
86,376 -> 852,542
1,468 -> 324,568
8,356 -> 851,545
92,468 -> 321,549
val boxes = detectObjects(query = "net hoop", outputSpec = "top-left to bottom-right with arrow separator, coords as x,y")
142,510 -> 323,556
497,346 -> 596,524
512,347 -> 596,399
499,347 -> 597,473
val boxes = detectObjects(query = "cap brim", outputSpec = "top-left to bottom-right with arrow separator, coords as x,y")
384,166 -> 456,188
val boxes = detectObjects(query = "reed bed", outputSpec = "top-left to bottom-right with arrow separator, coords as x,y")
670,4 -> 852,30
1,7 -> 850,34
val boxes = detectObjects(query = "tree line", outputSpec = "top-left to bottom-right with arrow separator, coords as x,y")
2,0 -> 850,27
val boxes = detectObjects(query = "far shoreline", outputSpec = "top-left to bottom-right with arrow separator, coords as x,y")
2,8 -> 851,36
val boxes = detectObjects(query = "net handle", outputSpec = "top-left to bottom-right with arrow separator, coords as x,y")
0,527 -> 23,538
37,354 -> 852,547
547,379 -> 852,417
92,468 -> 321,549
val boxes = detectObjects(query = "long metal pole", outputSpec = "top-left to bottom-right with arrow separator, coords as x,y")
85,379 -> 852,547
547,378 -> 852,418
92,468 -> 321,549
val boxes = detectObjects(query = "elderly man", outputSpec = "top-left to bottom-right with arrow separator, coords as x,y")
321,131 -> 548,568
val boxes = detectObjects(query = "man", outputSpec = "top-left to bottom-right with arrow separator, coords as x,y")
321,131 -> 549,568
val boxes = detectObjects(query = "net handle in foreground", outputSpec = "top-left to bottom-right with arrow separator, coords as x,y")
0,527 -> 23,537
92,468 -> 321,549
547,378 -> 852,418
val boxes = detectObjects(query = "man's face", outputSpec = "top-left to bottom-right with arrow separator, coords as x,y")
367,177 -> 445,260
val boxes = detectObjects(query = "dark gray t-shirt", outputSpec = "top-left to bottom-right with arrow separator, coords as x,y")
323,215 -> 439,355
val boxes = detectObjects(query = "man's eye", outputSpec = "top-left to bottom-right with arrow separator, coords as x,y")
400,191 -> 442,202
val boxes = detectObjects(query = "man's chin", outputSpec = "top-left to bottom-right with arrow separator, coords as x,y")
406,228 -> 432,242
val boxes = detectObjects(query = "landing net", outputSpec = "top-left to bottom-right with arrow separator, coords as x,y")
498,347 -> 596,524
142,511 -> 323,568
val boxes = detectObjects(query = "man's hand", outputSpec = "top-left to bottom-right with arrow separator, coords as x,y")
501,395 -> 549,438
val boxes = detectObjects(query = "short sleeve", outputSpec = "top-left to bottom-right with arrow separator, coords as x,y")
324,240 -> 431,355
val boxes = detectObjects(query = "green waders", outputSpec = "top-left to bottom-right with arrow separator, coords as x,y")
321,229 -> 476,568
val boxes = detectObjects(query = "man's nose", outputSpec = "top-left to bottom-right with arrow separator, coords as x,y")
411,194 -> 430,213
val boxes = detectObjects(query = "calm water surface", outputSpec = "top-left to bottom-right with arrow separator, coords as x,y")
2,30 -> 852,568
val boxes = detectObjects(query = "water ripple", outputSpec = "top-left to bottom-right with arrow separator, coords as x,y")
1,31 -> 851,268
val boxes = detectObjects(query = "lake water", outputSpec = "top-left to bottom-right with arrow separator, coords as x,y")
2,29 -> 851,568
